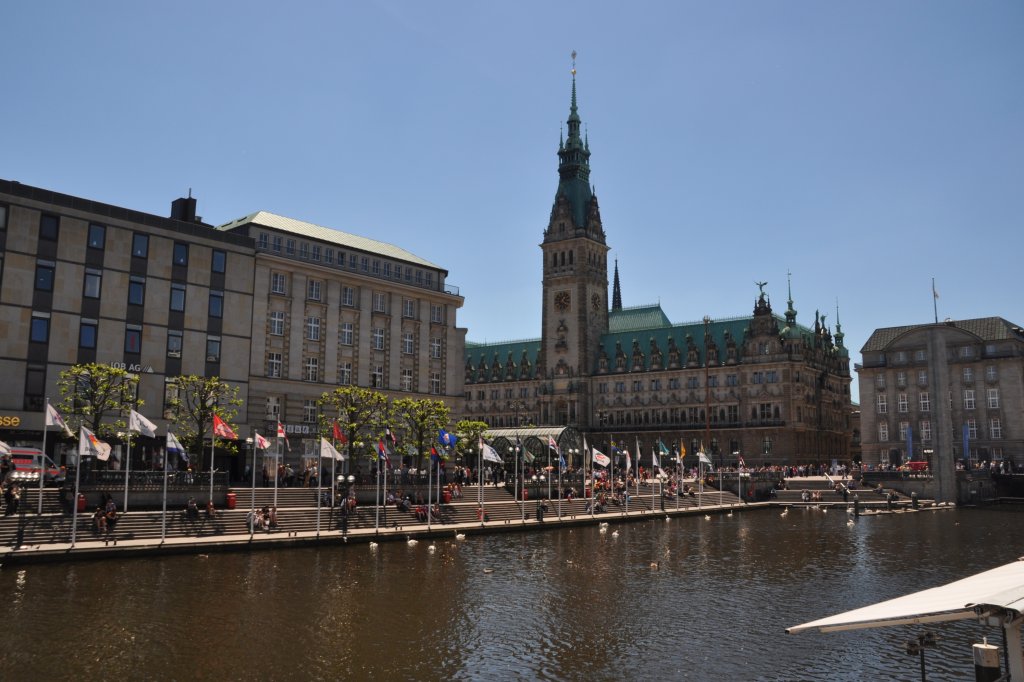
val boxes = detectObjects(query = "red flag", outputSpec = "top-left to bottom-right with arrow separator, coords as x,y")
213,414 -> 238,440
277,421 -> 291,451
332,420 -> 347,444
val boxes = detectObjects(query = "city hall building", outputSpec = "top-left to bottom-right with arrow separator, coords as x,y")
461,76 -> 854,468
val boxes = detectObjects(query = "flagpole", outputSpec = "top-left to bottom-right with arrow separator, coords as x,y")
635,437 -> 641,514
250,432 -> 258,539
274,430 -> 280,509
675,448 -> 680,512
932,277 -> 939,324
331,434 -> 337,532
161,437 -> 169,543
520,441 -> 525,524
209,431 -> 216,507
316,446 -> 322,538
124,430 -> 132,513
71,431 -> 81,548
427,448 -> 432,531
375,450 -> 380,533
39,398 -> 50,515
557,448 -> 562,520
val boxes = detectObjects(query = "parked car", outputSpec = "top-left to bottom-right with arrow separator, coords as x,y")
6,448 -> 63,486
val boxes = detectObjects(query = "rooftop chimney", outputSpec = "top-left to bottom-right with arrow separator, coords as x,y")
170,189 -> 199,223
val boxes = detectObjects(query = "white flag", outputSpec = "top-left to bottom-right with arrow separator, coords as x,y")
255,433 -> 271,450
481,442 -> 503,464
79,426 -> 111,462
0,440 -> 11,456
624,449 -> 632,473
46,403 -> 74,437
128,409 -> 157,437
698,451 -> 714,470
592,448 -> 610,468
320,437 -> 346,461
166,431 -> 188,463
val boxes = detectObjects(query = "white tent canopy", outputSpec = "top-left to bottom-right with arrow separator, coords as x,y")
787,559 -> 1024,634
788,558 -> 1024,680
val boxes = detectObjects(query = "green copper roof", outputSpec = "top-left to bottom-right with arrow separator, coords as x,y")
465,338 -> 542,372
555,72 -> 593,228
608,303 -> 672,332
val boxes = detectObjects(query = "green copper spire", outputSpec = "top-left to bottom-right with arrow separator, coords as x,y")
612,259 -> 622,311
785,269 -> 797,327
555,54 -> 593,229
834,299 -> 845,347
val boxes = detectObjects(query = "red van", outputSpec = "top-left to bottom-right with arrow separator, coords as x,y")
5,448 -> 63,485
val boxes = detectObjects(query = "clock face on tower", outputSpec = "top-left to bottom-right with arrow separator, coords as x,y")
592,293 -> 602,312
554,291 -> 571,312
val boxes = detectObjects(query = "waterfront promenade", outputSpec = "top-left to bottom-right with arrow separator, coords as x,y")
0,477 -> 925,564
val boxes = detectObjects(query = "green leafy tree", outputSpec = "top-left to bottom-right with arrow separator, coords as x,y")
165,375 -> 242,470
454,419 -> 490,469
57,363 -> 140,439
318,386 -> 389,466
392,397 -> 451,470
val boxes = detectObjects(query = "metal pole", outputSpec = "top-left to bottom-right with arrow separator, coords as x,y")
427,451 -> 432,531
250,434 -> 257,539
376,453 -> 381,532
316,449 -> 322,538
274,433 -> 280,509
520,444 -> 525,523
209,433 -> 215,507
39,398 -> 50,515
71,447 -> 81,548
123,431 -> 132,512
161,442 -> 169,543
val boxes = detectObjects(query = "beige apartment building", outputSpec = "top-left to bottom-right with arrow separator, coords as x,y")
857,318 -> 1024,468
0,179 -> 255,458
218,212 -> 466,458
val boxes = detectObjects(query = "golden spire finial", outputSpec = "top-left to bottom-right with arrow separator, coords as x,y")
571,50 -> 577,76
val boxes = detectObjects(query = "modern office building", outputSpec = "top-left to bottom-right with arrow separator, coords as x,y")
461,75 -> 853,467
857,317 -> 1024,468
0,179 -> 255,461
218,211 -> 466,457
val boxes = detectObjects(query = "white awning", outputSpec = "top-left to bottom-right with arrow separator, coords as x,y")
788,558 -> 1024,634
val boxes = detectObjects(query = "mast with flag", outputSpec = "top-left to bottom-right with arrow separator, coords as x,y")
124,409 -> 157,512
163,431 -> 187,542
74,426 -> 109,547
40,400 -> 72,514
211,414 -> 237,505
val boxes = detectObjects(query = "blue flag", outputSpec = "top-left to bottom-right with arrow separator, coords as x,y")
438,429 -> 458,448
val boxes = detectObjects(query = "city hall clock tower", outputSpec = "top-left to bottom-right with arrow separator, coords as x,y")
540,64 -> 609,385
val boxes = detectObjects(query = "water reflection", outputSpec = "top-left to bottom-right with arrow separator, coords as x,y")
1,508 -> 1020,680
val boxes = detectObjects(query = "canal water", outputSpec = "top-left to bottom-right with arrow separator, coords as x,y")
3,507 -> 1021,681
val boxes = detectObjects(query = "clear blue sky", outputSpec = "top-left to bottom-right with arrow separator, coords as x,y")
4,2 -> 1022,401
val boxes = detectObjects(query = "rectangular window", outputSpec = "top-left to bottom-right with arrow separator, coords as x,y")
163,379 -> 179,419
759,403 -> 772,420
128,274 -> 146,303
339,362 -> 352,385
325,248 -> 334,264
404,266 -> 412,282
209,290 -> 224,318
967,419 -> 978,439
79,319 -> 97,349
372,259 -> 380,275
173,242 -> 189,266
269,311 -> 285,336
271,272 -> 287,295
990,418 -> 1003,439
876,394 -> 887,414
959,346 -> 974,359
342,287 -> 355,307
403,299 -> 415,318
430,304 -> 443,324
286,239 -> 295,256
920,420 -> 932,441
394,264 -> 402,280
25,365 -> 46,410
874,374 -> 885,388
87,223 -> 105,249
35,261 -> 55,291
964,390 -> 975,410
986,366 -> 998,382
83,268 -> 102,299
125,325 -> 142,354
898,421 -> 909,441
132,233 -> 149,258
896,371 -> 907,387
878,423 -> 889,441
272,235 -> 282,253
257,233 -> 269,249
39,214 -> 59,241
416,270 -> 424,285
402,332 -> 414,354
265,395 -> 281,419
266,352 -> 282,378
340,322 -> 353,345
897,393 -> 908,413
915,350 -> 926,362
430,372 -> 441,395
307,279 -> 322,301
425,272 -> 434,288
895,351 -> 907,363
430,337 -> 442,359
373,292 -> 387,313
360,256 -> 369,272
212,249 -> 227,273
372,328 -> 385,350
170,284 -> 186,312
401,368 -> 413,391
206,337 -> 221,362
383,262 -> 392,278
306,317 -> 321,341
727,405 -> 739,423
167,330 -> 182,357
300,242 -> 309,259
0,205 -> 6,229
987,388 -> 1000,409
348,253 -> 357,269
303,400 -> 317,423
919,392 -> 930,412
918,371 -> 928,386
303,357 -> 319,382
371,364 -> 384,388
726,375 -> 738,387
963,367 -> 974,383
